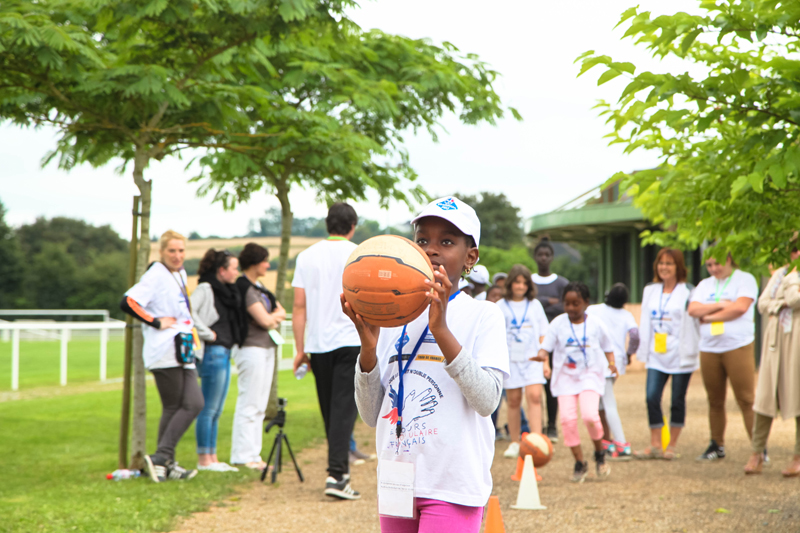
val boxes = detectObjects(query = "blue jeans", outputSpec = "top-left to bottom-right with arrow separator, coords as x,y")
195,345 -> 232,455
646,368 -> 692,428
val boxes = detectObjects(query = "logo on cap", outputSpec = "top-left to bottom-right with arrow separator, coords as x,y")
436,198 -> 458,211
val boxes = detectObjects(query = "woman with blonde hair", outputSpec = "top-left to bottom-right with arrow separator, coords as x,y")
744,246 -> 800,476
121,230 -> 203,482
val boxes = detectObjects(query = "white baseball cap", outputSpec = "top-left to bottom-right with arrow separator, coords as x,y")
468,264 -> 490,285
412,196 -> 481,247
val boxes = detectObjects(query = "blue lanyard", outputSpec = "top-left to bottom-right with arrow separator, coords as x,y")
568,315 -> 588,366
503,299 -> 529,341
658,285 -> 674,325
395,290 -> 460,441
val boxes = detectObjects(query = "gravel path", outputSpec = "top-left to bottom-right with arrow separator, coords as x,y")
174,369 -> 800,532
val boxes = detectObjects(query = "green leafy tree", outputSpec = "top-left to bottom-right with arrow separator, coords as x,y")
456,192 -> 522,249
197,29 -> 519,299
1,0 -> 353,468
478,245 -> 538,277
578,2 -> 800,271
0,199 -> 24,308
17,217 -> 126,261
13,217 -> 128,316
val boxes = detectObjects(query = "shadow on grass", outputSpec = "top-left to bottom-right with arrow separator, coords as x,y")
0,369 -> 324,533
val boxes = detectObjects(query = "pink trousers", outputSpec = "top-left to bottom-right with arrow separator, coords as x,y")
379,498 -> 484,533
558,390 -> 603,447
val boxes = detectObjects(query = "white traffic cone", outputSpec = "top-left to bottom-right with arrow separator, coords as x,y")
510,455 -> 546,510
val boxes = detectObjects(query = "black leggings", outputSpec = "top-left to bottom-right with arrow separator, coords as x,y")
544,351 -> 558,430
151,367 -> 204,461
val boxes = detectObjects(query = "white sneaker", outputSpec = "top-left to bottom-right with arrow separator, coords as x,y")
198,462 -> 239,472
503,442 -> 520,459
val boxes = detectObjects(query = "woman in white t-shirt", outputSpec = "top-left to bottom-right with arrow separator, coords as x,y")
634,248 -> 697,461
538,281 -> 616,483
586,283 -> 639,461
688,255 -> 759,462
499,264 -> 549,461
350,196 -> 509,533
121,230 -> 203,483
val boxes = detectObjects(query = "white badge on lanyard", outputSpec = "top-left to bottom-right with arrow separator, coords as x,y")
268,329 -> 285,345
378,457 -> 415,518
505,299 -> 530,362
509,338 -> 529,362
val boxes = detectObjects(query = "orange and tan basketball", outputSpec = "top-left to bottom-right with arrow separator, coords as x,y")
342,235 -> 434,327
519,432 -> 554,467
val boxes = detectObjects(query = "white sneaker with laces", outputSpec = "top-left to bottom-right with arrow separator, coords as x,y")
503,441 -> 520,459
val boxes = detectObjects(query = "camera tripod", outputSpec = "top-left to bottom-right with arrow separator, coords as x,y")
261,399 -> 304,484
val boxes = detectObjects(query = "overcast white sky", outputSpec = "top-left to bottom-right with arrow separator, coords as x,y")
0,0 -> 699,239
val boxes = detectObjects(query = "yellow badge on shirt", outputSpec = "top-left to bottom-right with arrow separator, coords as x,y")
711,322 -> 725,336
654,333 -> 668,353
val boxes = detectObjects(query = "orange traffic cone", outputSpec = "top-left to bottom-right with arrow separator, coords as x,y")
512,456 -> 541,482
484,496 -> 506,533
511,456 -> 524,481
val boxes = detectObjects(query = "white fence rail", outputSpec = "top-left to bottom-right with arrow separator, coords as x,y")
0,321 -> 126,391
1,315 -> 299,391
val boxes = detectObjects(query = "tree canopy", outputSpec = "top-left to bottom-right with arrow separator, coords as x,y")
578,1 -> 800,271
195,26 -> 519,297
455,192 -> 522,250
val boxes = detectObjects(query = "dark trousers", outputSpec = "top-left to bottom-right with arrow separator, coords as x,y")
645,368 -> 692,428
309,346 -> 360,480
544,351 -> 558,431
151,367 -> 204,461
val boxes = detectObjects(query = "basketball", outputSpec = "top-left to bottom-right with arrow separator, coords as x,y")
342,235 -> 434,327
519,432 -> 554,467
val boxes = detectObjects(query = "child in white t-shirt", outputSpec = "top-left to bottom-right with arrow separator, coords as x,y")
500,264 -> 549,461
347,196 -> 509,533
538,281 -> 616,483
586,283 -> 639,461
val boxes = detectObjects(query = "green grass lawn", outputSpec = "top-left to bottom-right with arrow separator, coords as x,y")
0,369 -> 324,533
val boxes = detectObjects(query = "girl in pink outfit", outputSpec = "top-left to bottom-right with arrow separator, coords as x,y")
538,281 -> 617,483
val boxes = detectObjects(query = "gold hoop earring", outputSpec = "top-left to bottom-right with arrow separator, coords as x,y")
464,267 -> 472,275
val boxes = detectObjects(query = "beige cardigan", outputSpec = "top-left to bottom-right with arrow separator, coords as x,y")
754,269 -> 800,419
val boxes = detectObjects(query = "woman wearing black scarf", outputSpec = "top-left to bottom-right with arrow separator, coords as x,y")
191,249 -> 243,472
230,243 -> 286,469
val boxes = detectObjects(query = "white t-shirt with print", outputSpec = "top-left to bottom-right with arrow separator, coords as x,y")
500,298 -> 549,362
540,314 -> 613,397
292,239 -> 360,353
690,270 -> 759,353
126,262 -> 194,370
586,304 -> 637,376
639,283 -> 697,373
373,293 -> 509,507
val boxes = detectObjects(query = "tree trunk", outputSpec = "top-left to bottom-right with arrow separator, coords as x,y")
263,176 -> 293,421
129,148 -> 152,470
275,177 -> 293,302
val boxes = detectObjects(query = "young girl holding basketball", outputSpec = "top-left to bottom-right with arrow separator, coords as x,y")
537,281 -> 617,483
500,264 -> 549,461
345,196 -> 509,533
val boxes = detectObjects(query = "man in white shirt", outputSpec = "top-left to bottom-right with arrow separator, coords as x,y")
292,203 -> 362,500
